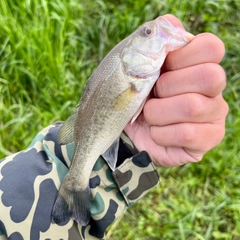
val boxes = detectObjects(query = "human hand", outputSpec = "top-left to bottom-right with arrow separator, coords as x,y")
124,14 -> 228,167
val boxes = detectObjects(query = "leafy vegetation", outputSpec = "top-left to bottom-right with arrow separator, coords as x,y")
0,0 -> 240,239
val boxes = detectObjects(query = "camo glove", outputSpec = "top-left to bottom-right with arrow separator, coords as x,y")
0,123 -> 160,240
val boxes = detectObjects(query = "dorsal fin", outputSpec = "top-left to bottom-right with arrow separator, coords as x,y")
58,108 -> 78,145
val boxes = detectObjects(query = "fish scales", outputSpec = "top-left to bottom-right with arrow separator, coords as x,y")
51,16 -> 194,226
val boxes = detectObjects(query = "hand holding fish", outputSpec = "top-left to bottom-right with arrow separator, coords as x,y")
125,14 -> 228,167
52,14 -> 227,227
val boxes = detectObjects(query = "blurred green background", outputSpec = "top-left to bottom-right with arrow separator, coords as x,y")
0,0 -> 240,239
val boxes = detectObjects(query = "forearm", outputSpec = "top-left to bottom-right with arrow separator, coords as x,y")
0,123 -> 160,240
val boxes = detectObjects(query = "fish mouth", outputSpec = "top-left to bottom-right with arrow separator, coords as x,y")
183,31 -> 195,42
157,16 -> 195,43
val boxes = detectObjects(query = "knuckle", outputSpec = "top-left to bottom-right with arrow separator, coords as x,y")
212,124 -> 226,148
214,65 -> 227,90
184,94 -> 205,119
222,100 -> 229,117
205,33 -> 225,63
218,127 -> 226,144
191,155 -> 203,163
206,64 -> 226,92
216,96 -> 229,119
204,123 -> 226,151
177,124 -> 196,144
198,64 -> 226,96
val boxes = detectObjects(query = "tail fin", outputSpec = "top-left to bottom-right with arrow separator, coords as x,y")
51,182 -> 91,226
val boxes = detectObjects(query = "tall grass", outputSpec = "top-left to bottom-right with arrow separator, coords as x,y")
0,0 -> 240,239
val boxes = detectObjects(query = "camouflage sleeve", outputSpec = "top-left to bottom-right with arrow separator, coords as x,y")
0,123 -> 160,240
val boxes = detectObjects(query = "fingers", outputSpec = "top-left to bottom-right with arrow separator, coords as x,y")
155,63 -> 226,98
164,33 -> 225,70
144,93 -> 229,126
163,14 -> 185,29
150,121 -> 226,153
131,15 -> 228,168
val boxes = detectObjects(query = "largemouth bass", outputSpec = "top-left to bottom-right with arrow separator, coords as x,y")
51,16 -> 194,226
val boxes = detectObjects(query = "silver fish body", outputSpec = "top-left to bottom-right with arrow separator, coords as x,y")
52,16 -> 194,226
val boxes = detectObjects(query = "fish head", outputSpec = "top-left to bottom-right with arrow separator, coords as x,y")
121,16 -> 194,79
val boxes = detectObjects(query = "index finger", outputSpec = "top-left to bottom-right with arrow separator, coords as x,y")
164,32 -> 225,71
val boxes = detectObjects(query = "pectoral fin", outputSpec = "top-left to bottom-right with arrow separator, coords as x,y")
102,138 -> 120,171
130,97 -> 147,124
58,108 -> 78,144
112,87 -> 136,111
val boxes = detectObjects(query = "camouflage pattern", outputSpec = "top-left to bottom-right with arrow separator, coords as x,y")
0,123 -> 160,239
113,151 -> 160,207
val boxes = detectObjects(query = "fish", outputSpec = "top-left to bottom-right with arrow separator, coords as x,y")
51,16 -> 194,226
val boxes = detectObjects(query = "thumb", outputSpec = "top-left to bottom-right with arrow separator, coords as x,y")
163,14 -> 186,30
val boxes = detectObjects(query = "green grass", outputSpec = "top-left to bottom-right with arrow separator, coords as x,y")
0,0 -> 240,239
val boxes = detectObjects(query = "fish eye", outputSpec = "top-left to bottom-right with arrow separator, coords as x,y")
146,29 -> 152,35
141,26 -> 154,37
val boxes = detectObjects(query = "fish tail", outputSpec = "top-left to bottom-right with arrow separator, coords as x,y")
72,186 -> 91,226
51,178 -> 91,226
